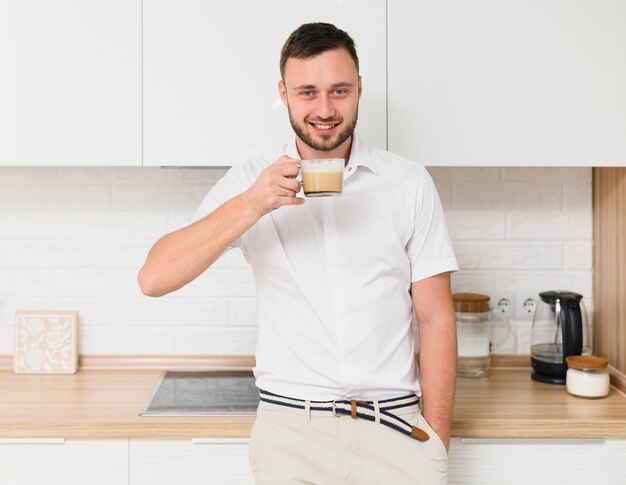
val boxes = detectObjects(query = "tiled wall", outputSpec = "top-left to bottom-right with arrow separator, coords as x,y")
0,166 -> 592,356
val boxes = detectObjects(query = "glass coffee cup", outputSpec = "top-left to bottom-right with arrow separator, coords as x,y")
299,158 -> 344,197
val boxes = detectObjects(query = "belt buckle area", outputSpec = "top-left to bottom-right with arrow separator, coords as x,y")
331,400 -> 339,417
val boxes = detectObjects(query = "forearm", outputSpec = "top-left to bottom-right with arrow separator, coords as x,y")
418,313 -> 457,449
138,192 -> 260,297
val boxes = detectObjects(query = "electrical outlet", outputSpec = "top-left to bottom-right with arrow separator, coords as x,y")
516,293 -> 539,320
490,291 -> 517,316
497,298 -> 511,313
522,297 -> 537,318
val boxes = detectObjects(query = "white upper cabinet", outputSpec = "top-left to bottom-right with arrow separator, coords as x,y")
143,0 -> 386,166
388,0 -> 626,166
0,1 -> 142,166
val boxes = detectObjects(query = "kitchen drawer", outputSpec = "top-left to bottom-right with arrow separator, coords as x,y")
0,439 -> 128,485
129,438 -> 253,484
448,438 -> 626,484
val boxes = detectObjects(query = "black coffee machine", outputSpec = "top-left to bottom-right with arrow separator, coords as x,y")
530,291 -> 590,384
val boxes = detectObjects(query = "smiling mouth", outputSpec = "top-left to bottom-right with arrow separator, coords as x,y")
308,121 -> 340,134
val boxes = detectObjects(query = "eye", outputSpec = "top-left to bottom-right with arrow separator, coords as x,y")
300,91 -> 315,97
334,89 -> 348,96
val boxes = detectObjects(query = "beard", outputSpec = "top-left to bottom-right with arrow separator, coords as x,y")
288,106 -> 359,152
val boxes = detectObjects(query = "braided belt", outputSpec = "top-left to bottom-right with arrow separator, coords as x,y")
259,389 -> 430,442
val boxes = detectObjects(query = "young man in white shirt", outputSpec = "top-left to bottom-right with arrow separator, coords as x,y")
139,22 -> 458,484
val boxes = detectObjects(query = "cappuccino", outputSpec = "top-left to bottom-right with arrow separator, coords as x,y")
300,158 -> 344,197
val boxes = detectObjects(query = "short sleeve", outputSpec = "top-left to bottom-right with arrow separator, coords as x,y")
184,163 -> 250,250
406,170 -> 459,282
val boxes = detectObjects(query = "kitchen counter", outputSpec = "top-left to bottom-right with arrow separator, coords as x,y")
1,368 -> 625,439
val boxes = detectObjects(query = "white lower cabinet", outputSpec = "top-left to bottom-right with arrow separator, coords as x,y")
448,438 -> 626,484
3,436 -> 624,483
129,438 -> 254,485
0,439 -> 128,485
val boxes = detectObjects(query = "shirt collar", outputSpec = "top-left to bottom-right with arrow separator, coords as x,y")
282,133 -> 379,177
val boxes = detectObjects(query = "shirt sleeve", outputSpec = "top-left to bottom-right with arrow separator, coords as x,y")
406,169 -> 459,282
184,163 -> 250,251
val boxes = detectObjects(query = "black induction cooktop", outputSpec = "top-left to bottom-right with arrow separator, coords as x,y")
139,370 -> 260,416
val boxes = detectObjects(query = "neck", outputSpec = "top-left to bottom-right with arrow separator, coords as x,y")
295,136 -> 353,166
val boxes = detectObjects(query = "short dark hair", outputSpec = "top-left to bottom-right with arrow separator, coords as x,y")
280,22 -> 359,78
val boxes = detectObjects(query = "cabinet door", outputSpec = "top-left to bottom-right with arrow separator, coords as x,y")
130,438 -> 254,484
388,0 -> 626,166
143,0 -> 386,166
448,438 -> 626,484
0,1 -> 141,166
0,439 -> 128,485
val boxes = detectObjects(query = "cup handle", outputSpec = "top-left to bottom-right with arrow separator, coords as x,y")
295,164 -> 303,193
490,310 -> 511,352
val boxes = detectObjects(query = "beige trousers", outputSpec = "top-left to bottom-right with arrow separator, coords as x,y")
249,399 -> 448,485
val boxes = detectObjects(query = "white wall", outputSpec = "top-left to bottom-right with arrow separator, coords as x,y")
0,166 -> 592,356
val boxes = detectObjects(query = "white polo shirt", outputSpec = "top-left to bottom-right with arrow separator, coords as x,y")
189,134 -> 458,400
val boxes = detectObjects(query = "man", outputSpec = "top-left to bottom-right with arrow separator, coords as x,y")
138,22 -> 458,484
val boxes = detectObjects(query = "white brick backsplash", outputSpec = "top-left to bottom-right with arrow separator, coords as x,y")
229,298 -> 258,327
0,167 -> 58,184
112,184 -> 211,210
0,269 -> 54,297
174,327 -> 257,354
494,271 -> 592,299
515,321 -> 533,354
1,240 -> 113,268
0,298 -> 115,329
453,242 -> 562,270
429,167 -> 501,183
0,167 -> 592,355
0,212 -> 57,239
0,327 -> 14,354
451,271 -> 495,293
166,167 -> 229,184
444,211 -> 507,240
115,297 -> 229,326
453,183 -> 562,210
57,167 -> 169,184
502,167 -> 591,183
201,268 -> 257,297
57,212 -> 168,239
0,239 -> 149,273
565,242 -> 593,270
564,183 -> 592,210
52,269 -> 123,297
79,326 -> 178,354
0,184 -> 112,210
509,211 -> 591,240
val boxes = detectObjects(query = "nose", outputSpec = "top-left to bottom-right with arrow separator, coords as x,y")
314,94 -> 335,120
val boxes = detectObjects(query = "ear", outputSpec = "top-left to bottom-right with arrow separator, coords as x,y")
358,76 -> 363,99
278,80 -> 289,107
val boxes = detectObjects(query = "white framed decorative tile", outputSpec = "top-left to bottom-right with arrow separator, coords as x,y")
14,310 -> 79,374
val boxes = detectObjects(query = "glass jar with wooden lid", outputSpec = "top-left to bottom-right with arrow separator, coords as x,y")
453,293 -> 510,378
566,355 -> 610,398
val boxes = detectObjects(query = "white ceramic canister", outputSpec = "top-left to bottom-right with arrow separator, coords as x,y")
565,355 -> 610,398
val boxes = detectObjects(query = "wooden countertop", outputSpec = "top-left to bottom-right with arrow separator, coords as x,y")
1,368 -> 625,439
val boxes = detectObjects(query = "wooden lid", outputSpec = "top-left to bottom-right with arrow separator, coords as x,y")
566,355 -> 609,370
452,293 -> 491,313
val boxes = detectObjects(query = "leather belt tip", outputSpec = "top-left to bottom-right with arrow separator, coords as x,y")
411,426 -> 430,442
